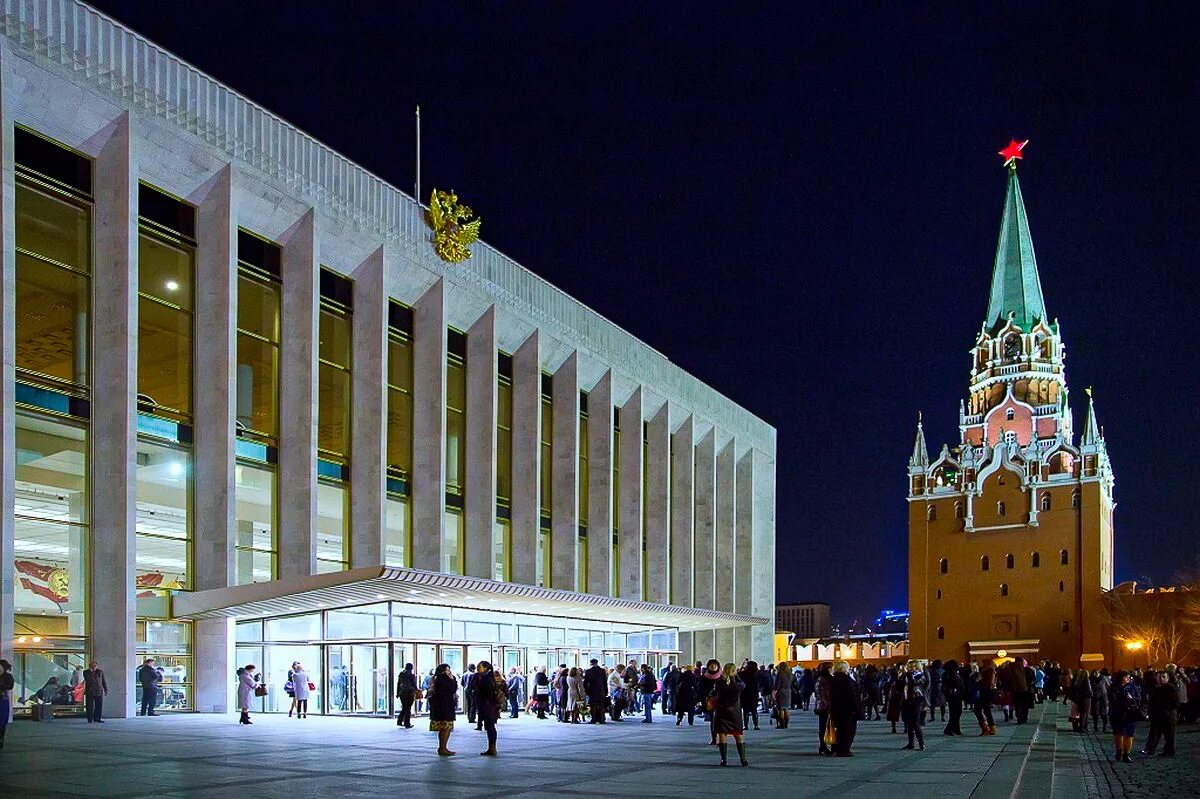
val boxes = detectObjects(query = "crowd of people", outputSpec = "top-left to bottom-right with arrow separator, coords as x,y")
374,656 -> 1198,765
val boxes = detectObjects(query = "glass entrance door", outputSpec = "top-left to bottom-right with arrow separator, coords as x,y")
327,643 -> 388,715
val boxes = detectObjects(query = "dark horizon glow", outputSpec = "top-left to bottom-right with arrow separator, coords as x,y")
89,1 -> 1200,625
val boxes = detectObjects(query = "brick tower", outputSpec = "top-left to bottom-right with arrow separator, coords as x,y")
907,142 -> 1115,669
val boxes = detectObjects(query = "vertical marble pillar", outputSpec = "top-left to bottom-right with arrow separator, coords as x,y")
586,371 -> 613,595
277,210 -> 318,578
192,166 -> 237,712
349,247 -> 390,567
644,403 -> 669,604
90,114 -> 137,717
411,279 -> 446,572
464,306 -> 497,579
618,388 -> 643,599
693,429 -> 716,610
714,440 -> 736,664
670,415 -> 694,606
750,449 -> 777,663
734,450 -> 755,661
509,331 -> 540,586
0,42 -> 17,662
551,353 -> 579,590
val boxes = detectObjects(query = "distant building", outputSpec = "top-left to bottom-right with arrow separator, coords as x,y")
907,151 -> 1115,669
776,602 -> 831,638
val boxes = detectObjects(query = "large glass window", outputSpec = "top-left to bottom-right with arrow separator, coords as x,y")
135,438 -> 191,597
385,495 -> 409,568
13,412 -> 89,638
538,377 -> 552,588
612,413 -> 620,596
235,235 -> 281,444
235,460 -> 276,584
317,480 -> 349,572
495,357 -> 512,582
446,338 -> 466,497
137,230 -> 194,420
136,620 -> 192,711
318,305 -> 351,462
444,509 -> 464,575
386,305 -> 413,569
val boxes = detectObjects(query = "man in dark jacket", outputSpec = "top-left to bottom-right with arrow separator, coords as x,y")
584,659 -> 608,724
464,664 -> 478,727
395,662 -> 418,727
1143,671 -> 1179,756
83,661 -> 108,723
828,663 -> 862,756
136,658 -> 163,716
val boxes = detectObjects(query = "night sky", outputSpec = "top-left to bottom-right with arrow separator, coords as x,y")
91,2 -> 1199,625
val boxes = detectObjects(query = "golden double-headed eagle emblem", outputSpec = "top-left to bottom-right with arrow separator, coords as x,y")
425,189 -> 481,263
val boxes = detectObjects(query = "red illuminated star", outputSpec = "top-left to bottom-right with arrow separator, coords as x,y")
998,138 -> 1029,167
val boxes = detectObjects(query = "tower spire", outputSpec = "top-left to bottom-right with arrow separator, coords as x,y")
1080,387 -> 1102,447
986,139 -> 1047,331
910,413 -> 929,470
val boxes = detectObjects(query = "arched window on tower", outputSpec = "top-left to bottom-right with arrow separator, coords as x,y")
1060,549 -> 1069,565
954,502 -> 964,519
997,501 -> 1006,518
981,555 -> 989,572
927,505 -> 937,522
1058,580 -> 1064,592
939,558 -> 948,575
1041,493 -> 1052,512
937,626 -> 945,640
1032,552 -> 1040,568
1071,491 -> 1080,509
1006,553 -> 1014,569
1006,408 -> 1015,421
936,588 -> 943,600
1000,583 -> 1009,597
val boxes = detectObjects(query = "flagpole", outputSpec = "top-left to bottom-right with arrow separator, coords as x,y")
415,104 -> 421,204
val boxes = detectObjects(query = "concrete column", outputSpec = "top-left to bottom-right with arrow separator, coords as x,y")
714,440 -> 736,664
618,388 -> 643,599
670,415 -> 694,607
411,279 -> 446,571
90,114 -> 137,718
586,371 -> 613,595
750,449 -> 777,663
464,306 -> 497,579
734,450 -> 755,661
349,247 -> 391,567
693,630 -> 714,664
0,43 -> 17,663
509,331 -> 540,586
550,353 -> 579,590
277,210 -> 319,577
644,403 -> 669,604
192,166 -> 236,712
715,628 -> 734,666
693,429 -> 716,610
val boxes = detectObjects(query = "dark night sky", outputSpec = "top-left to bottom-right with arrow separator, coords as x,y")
91,1 -> 1199,624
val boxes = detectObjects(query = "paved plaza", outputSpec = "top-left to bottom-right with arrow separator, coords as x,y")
6,701 -> 1191,798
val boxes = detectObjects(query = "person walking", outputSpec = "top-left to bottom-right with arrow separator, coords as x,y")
236,664 -> 259,725
1069,669 -> 1092,733
639,663 -> 657,723
291,663 -> 311,718
0,659 -> 13,750
395,662 -> 418,727
285,661 -> 300,718
506,667 -> 526,719
567,667 -> 585,724
1109,671 -> 1139,763
773,662 -> 793,729
584,659 -> 608,724
740,660 -> 761,731
82,660 -> 108,724
136,657 -> 163,716
1142,670 -> 1179,757
829,661 -> 861,757
700,659 -> 723,743
713,663 -> 749,767
463,663 -> 478,728
675,662 -> 698,726
555,664 -> 570,723
1091,670 -> 1111,733
533,667 -> 551,719
943,660 -> 964,735
814,663 -> 833,755
662,664 -> 679,715
429,663 -> 460,756
974,659 -> 997,735
927,660 -> 946,724
886,666 -> 904,734
474,661 -> 506,756
900,662 -> 926,751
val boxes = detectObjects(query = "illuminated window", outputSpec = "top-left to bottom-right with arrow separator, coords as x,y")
1000,583 -> 1009,597
135,437 -> 191,600
1006,408 -> 1014,421
997,501 -> 1006,518
495,352 -> 513,581
235,230 -> 281,445
235,460 -> 276,584
317,269 -> 352,463
316,480 -> 348,572
1040,493 -> 1051,512
981,555 -> 989,571
385,302 -> 413,569
612,410 -> 621,596
446,328 -> 467,498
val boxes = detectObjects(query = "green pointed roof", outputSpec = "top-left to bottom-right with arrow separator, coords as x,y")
986,167 -> 1048,331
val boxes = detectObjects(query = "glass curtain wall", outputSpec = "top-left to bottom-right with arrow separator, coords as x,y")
234,230 -> 281,583
317,268 -> 352,572
494,353 -> 513,581
12,129 -> 93,711
538,374 -> 552,587
385,302 -> 414,567
444,329 -> 467,574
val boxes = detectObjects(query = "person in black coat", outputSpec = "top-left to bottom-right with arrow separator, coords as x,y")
474,661 -> 506,757
942,660 -> 965,735
395,662 -> 418,728
583,659 -> 608,724
675,666 -> 698,726
828,662 -> 862,757
740,661 -> 761,730
428,664 -> 460,756
1143,670 -> 1179,757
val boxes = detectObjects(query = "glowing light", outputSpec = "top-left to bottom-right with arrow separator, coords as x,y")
166,462 -> 185,478
1124,641 -> 1144,651
996,649 -> 1008,658
32,636 -> 42,643
17,636 -> 26,643
998,139 -> 1028,167
165,280 -> 180,292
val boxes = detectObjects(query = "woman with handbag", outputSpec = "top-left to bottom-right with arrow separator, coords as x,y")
429,663 -> 460,756
1109,671 -> 1140,763
292,663 -> 312,719
713,663 -> 749,766
534,666 -> 551,719
285,660 -> 299,717
236,664 -> 261,725
474,661 -> 507,756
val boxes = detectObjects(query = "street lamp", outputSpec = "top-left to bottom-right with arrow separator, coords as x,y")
1124,641 -> 1143,651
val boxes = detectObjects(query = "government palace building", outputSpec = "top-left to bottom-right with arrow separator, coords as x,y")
907,144 -> 1116,670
